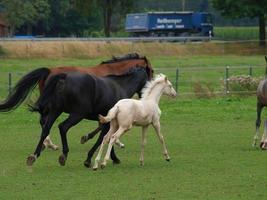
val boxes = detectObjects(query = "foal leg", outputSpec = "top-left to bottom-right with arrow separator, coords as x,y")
152,121 -> 170,161
84,123 -> 120,168
101,127 -> 126,169
58,114 -> 83,166
115,138 -> 125,148
254,102 -> 263,147
26,113 -> 60,166
92,128 -> 114,170
140,126 -> 148,166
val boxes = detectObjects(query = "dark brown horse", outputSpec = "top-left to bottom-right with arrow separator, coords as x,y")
0,53 -> 153,150
254,56 -> 267,149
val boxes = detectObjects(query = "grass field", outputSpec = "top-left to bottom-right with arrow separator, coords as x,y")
1,55 -> 267,199
214,27 -> 260,41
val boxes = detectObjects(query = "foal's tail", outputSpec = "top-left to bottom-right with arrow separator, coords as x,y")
99,106 -> 119,123
0,68 -> 50,112
31,73 -> 67,113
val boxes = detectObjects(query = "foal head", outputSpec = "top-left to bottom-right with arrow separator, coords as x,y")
162,76 -> 177,98
141,74 -> 177,100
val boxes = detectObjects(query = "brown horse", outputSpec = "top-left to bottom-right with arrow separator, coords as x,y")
0,53 -> 154,150
254,56 -> 267,149
39,53 -> 153,92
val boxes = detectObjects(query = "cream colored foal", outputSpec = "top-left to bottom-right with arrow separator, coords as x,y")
93,74 -> 177,170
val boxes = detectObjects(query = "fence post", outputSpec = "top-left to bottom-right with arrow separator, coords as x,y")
249,65 -> 252,76
8,73 -> 12,95
225,66 -> 230,94
175,68 -> 179,92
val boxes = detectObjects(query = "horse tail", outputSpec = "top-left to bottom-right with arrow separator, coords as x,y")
99,106 -> 119,124
31,73 -> 67,113
265,56 -> 267,77
0,68 -> 50,112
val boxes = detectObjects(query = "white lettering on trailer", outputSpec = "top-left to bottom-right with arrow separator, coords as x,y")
157,18 -> 182,24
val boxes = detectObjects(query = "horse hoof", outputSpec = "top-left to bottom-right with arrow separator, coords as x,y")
84,160 -> 91,168
112,159 -> 121,165
80,136 -> 87,144
260,142 -> 267,150
166,158 -> 170,162
92,167 -> 98,171
100,164 -> 106,169
26,155 -> 36,166
58,154 -> 67,166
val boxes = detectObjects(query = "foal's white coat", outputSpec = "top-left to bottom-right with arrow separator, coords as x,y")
93,74 -> 177,170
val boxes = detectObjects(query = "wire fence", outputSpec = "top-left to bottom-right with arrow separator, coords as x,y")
0,65 -> 265,99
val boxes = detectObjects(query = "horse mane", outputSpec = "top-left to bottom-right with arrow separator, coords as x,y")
141,74 -> 166,99
101,53 -> 143,64
106,67 -> 146,78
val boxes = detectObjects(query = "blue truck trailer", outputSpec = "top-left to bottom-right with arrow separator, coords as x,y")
125,11 -> 213,37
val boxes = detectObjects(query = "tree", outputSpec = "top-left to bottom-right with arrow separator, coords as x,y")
76,0 -> 135,37
212,0 -> 267,46
0,0 -> 50,35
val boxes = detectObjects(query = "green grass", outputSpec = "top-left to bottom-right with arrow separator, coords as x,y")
214,26 -> 264,41
1,56 -> 267,199
0,55 -> 266,98
0,96 -> 266,199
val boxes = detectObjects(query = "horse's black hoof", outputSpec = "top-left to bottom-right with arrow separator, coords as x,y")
84,160 -> 91,168
80,136 -> 87,144
100,164 -> 106,169
92,167 -> 98,171
26,155 -> 36,166
166,158 -> 170,162
58,154 -> 67,166
112,159 -> 121,165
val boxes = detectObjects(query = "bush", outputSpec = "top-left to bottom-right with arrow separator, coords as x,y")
225,75 -> 262,94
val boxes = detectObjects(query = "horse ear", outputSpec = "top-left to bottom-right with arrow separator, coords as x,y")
165,76 -> 168,82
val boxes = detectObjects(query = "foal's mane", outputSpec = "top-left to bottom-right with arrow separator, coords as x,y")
141,74 -> 166,99
101,53 -> 144,64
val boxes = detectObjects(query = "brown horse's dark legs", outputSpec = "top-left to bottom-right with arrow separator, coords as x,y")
58,114 -> 83,166
80,124 -> 102,144
26,113 -> 60,166
84,123 -> 120,168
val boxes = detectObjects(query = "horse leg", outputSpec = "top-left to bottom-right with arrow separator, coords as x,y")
152,121 -> 170,162
92,129 -> 114,170
38,115 -> 58,151
260,120 -> 267,150
101,127 -> 126,169
140,126 -> 148,166
58,114 -> 83,166
84,123 -> 120,168
26,112 -> 60,166
254,102 -> 263,147
84,123 -> 110,168
80,123 -> 102,144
